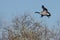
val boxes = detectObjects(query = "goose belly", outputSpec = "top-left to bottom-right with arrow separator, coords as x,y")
40,11 -> 49,16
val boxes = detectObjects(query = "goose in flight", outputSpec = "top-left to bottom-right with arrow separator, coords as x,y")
35,5 -> 51,18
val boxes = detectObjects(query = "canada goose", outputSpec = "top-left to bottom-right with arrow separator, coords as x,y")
35,5 -> 51,18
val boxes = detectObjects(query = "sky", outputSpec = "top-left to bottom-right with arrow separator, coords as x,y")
0,0 -> 60,38
0,0 -> 60,29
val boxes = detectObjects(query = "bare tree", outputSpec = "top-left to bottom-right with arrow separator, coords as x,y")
2,14 -> 60,40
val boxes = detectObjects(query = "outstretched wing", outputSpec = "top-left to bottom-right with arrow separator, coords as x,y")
35,12 -> 40,13
42,5 -> 48,12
